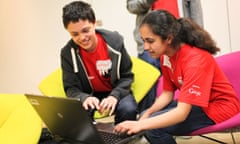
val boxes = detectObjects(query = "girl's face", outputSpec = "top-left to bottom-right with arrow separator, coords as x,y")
67,20 -> 97,52
140,24 -> 172,58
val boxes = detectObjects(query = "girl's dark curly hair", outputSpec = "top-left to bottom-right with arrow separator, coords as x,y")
140,10 -> 220,54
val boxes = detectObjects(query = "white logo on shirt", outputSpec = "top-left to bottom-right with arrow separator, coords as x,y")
96,59 -> 112,76
163,55 -> 172,69
188,85 -> 201,96
178,76 -> 183,86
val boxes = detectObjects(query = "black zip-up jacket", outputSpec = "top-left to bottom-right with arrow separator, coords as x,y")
60,29 -> 134,102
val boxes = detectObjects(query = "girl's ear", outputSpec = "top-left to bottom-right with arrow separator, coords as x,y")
166,34 -> 174,44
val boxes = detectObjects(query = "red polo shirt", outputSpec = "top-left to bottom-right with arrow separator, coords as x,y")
161,44 -> 240,123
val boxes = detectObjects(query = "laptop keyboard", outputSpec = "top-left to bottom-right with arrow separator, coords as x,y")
99,131 -> 128,144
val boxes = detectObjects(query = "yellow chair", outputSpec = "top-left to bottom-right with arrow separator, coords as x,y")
0,94 -> 42,144
38,57 -> 160,118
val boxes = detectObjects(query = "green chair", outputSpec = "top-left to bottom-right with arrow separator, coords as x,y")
38,56 -> 161,118
0,94 -> 42,144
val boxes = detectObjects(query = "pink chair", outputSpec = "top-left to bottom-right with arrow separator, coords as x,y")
156,51 -> 240,143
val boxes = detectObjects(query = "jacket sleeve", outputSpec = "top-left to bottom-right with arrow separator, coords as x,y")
109,43 -> 134,100
126,0 -> 156,14
182,0 -> 204,27
60,45 -> 91,102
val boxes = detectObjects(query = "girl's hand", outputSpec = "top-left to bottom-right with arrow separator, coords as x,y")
114,120 -> 142,135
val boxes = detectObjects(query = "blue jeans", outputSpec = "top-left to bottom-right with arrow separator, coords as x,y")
143,101 -> 215,144
88,93 -> 138,125
137,51 -> 161,112
114,94 -> 138,124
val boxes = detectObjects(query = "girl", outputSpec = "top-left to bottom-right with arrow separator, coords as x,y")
114,10 -> 240,144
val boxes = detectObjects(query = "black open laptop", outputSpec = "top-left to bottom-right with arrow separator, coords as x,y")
25,94 -> 144,144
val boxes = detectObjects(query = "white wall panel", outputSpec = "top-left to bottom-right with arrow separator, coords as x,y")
201,0 -> 230,55
92,0 -> 137,56
227,0 -> 240,52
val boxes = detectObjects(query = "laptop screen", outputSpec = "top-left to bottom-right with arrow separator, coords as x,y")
25,94 -> 105,144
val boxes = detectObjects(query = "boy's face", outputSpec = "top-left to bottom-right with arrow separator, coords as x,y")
66,19 -> 97,52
